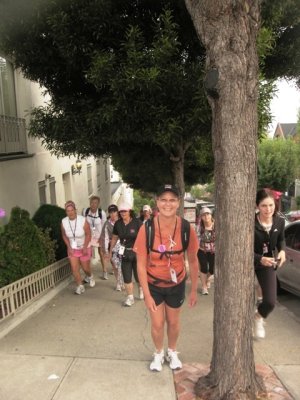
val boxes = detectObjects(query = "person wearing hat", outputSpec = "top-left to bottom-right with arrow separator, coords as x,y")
100,204 -> 124,291
197,207 -> 215,295
109,202 -> 143,306
61,200 -> 95,295
133,184 -> 199,372
140,204 -> 153,224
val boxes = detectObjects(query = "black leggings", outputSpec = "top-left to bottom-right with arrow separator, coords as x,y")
197,249 -> 215,275
255,267 -> 277,319
121,254 -> 139,284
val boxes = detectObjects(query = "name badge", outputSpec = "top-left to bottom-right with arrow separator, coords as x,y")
118,245 -> 125,255
71,239 -> 77,249
170,268 -> 177,283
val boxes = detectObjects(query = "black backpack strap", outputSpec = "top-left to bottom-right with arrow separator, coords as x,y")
145,219 -> 154,254
146,217 -> 190,255
181,218 -> 191,252
85,207 -> 102,219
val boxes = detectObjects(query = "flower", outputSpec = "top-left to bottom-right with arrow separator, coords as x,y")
0,208 -> 6,218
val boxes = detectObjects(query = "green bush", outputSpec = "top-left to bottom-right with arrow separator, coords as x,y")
0,207 -> 56,287
32,204 -> 67,260
296,196 -> 300,208
133,189 -> 156,215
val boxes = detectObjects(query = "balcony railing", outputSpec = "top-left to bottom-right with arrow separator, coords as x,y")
0,115 -> 27,154
0,258 -> 71,322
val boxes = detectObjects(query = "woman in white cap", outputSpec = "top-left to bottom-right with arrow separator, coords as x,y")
197,207 -> 215,295
109,203 -> 143,306
140,204 -> 152,223
61,201 -> 95,295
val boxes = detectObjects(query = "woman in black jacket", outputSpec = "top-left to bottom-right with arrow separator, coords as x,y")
254,189 -> 286,339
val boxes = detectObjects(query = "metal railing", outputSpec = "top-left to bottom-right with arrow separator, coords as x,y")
0,258 -> 71,322
0,115 -> 27,154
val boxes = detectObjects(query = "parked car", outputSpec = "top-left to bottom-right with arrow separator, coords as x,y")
285,210 -> 300,222
277,211 -> 290,227
277,221 -> 300,297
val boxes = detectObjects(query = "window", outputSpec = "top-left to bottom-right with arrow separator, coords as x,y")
0,55 -> 27,155
49,177 -> 57,205
104,158 -> 109,182
284,224 -> 300,248
62,172 -> 72,202
291,224 -> 300,251
38,181 -> 47,205
87,164 -> 93,195
96,159 -> 101,190
0,56 -> 17,117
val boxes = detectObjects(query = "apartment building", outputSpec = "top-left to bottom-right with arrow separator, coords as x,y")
0,54 -> 111,222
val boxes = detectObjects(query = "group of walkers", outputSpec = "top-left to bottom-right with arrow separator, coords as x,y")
61,186 -> 286,371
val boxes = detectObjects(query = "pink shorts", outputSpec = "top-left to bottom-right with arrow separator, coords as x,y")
69,247 -> 92,262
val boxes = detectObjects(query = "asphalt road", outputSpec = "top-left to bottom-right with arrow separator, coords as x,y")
277,290 -> 300,321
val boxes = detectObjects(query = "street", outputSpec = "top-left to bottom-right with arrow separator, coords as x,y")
277,291 -> 300,321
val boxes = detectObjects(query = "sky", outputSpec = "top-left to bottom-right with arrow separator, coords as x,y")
269,79 -> 300,135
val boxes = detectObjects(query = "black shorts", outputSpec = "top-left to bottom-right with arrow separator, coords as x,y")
148,279 -> 186,308
197,249 -> 215,275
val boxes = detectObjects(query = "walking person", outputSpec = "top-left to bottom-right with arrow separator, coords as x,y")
134,184 -> 199,371
100,204 -> 124,291
254,189 -> 286,338
83,196 -> 107,279
61,201 -> 95,294
197,207 -> 215,295
109,203 -> 143,306
140,205 -> 153,224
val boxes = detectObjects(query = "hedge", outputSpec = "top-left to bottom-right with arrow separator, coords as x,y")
32,204 -> 67,261
0,207 -> 56,287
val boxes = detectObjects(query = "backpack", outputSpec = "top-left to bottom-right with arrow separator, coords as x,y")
145,217 -> 190,256
85,207 -> 102,219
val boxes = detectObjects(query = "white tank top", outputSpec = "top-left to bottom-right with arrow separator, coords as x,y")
62,215 -> 86,249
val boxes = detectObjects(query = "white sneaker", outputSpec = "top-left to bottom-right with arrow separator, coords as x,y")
166,349 -> 182,370
115,283 -> 122,291
75,285 -> 85,295
201,288 -> 209,295
150,350 -> 164,372
124,296 -> 135,307
139,287 -> 144,300
254,317 -> 265,339
89,275 -> 95,287
103,272 -> 108,280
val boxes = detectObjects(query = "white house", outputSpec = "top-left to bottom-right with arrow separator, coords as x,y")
0,54 -> 111,222
110,164 -> 134,208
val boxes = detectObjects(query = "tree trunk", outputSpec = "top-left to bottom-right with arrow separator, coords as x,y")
185,1 -> 266,399
170,145 -> 186,215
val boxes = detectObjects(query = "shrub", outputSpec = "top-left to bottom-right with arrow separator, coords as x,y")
0,207 -> 56,287
296,196 -> 300,209
32,204 -> 67,260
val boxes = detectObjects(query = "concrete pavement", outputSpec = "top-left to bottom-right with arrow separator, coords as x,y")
0,261 -> 299,399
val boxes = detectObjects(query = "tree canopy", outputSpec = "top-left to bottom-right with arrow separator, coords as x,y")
0,0 -> 299,193
0,0 -> 212,194
261,0 -> 300,87
258,137 -> 300,192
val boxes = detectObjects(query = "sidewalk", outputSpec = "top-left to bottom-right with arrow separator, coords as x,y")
0,262 -> 299,400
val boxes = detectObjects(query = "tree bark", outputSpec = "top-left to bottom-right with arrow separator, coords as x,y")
170,144 -> 186,215
185,1 -> 265,399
